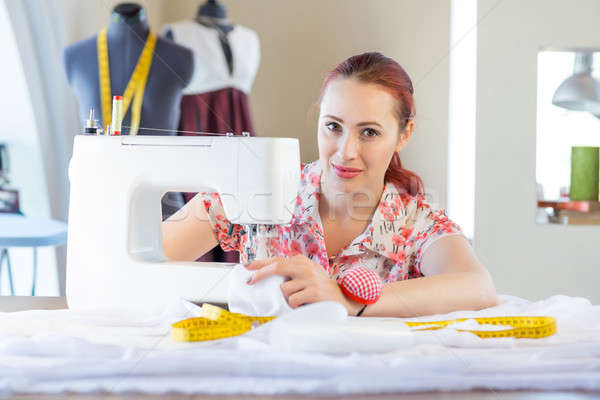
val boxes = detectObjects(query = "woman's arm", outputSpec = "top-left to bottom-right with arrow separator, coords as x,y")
161,193 -> 219,261
344,235 -> 499,317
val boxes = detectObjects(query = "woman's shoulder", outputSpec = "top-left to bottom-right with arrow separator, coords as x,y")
379,184 -> 466,248
382,183 -> 450,223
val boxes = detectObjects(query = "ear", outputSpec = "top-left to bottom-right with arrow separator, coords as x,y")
395,119 -> 414,153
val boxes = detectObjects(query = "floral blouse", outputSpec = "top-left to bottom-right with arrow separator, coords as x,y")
200,160 -> 468,283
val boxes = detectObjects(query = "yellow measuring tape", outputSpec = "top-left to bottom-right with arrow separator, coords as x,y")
172,304 -> 276,342
97,28 -> 156,136
405,316 -> 556,339
171,304 -> 556,342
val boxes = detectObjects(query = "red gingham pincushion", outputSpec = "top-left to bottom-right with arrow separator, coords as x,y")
338,266 -> 383,305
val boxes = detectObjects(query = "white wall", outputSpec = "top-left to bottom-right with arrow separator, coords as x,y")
475,0 -> 600,303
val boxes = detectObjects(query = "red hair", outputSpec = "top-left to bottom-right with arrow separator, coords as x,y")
317,52 -> 424,196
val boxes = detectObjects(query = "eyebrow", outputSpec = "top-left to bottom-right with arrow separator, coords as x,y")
322,114 -> 383,129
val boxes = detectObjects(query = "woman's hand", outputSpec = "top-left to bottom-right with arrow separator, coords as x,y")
245,255 -> 352,311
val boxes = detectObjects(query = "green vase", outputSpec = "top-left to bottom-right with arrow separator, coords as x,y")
570,146 -> 599,201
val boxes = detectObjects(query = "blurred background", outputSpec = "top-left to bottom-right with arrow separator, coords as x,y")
0,0 -> 598,303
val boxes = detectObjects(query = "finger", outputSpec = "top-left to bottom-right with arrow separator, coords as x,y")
248,259 -> 306,285
287,289 -> 314,309
245,257 -> 285,270
280,279 -> 306,298
247,261 -> 282,284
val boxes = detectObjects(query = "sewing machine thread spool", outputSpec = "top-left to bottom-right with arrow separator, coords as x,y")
111,95 -> 123,135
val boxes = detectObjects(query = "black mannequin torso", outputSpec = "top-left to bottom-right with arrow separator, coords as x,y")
64,4 -> 194,135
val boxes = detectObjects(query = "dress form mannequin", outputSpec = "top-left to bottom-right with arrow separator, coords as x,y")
64,3 -> 193,134
63,3 -> 194,219
162,1 -> 260,136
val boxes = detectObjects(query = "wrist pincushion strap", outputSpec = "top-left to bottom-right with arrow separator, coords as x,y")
337,266 -> 383,305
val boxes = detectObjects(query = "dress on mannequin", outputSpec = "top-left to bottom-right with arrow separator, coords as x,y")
163,21 -> 260,137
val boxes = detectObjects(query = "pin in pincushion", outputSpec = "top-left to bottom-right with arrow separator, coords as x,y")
337,266 -> 383,305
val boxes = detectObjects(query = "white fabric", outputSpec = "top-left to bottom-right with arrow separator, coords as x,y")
228,264 -> 292,316
0,294 -> 599,396
164,21 -> 260,94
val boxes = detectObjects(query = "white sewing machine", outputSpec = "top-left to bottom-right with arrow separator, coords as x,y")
66,135 -> 300,315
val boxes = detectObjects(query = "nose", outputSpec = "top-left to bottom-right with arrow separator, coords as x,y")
338,132 -> 359,161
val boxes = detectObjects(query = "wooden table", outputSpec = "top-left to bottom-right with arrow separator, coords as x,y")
2,296 -> 598,400
538,200 -> 600,224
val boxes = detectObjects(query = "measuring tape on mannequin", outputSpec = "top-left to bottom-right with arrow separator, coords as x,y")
97,28 -> 156,136
171,303 -> 556,342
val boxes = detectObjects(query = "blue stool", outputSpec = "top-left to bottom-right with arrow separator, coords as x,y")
0,214 -> 67,295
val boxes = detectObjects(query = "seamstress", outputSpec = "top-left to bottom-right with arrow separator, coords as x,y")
162,52 -> 498,318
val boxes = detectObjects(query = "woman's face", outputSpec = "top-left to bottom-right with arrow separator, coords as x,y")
318,77 -> 411,197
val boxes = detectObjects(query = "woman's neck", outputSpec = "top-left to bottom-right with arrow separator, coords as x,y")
319,182 -> 385,224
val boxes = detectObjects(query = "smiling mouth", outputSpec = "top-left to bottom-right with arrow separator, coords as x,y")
332,163 -> 362,172
331,163 -> 363,179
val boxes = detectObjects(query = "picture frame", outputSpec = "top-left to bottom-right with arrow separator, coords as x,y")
0,188 -> 20,214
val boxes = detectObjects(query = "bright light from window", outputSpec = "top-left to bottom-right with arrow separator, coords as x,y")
448,0 -> 476,239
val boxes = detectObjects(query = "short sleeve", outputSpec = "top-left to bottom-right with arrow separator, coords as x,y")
197,192 -> 244,252
412,203 -> 470,275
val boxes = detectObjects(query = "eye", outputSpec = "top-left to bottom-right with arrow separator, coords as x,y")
325,121 -> 342,132
361,128 -> 381,138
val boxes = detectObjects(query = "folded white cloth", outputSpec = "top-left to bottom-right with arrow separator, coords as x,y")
227,263 -> 292,316
0,294 -> 599,396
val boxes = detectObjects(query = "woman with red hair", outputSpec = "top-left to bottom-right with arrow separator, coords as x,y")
163,52 -> 498,317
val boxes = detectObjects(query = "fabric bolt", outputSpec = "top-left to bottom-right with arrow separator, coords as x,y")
200,160 -> 468,283
0,294 -> 599,395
